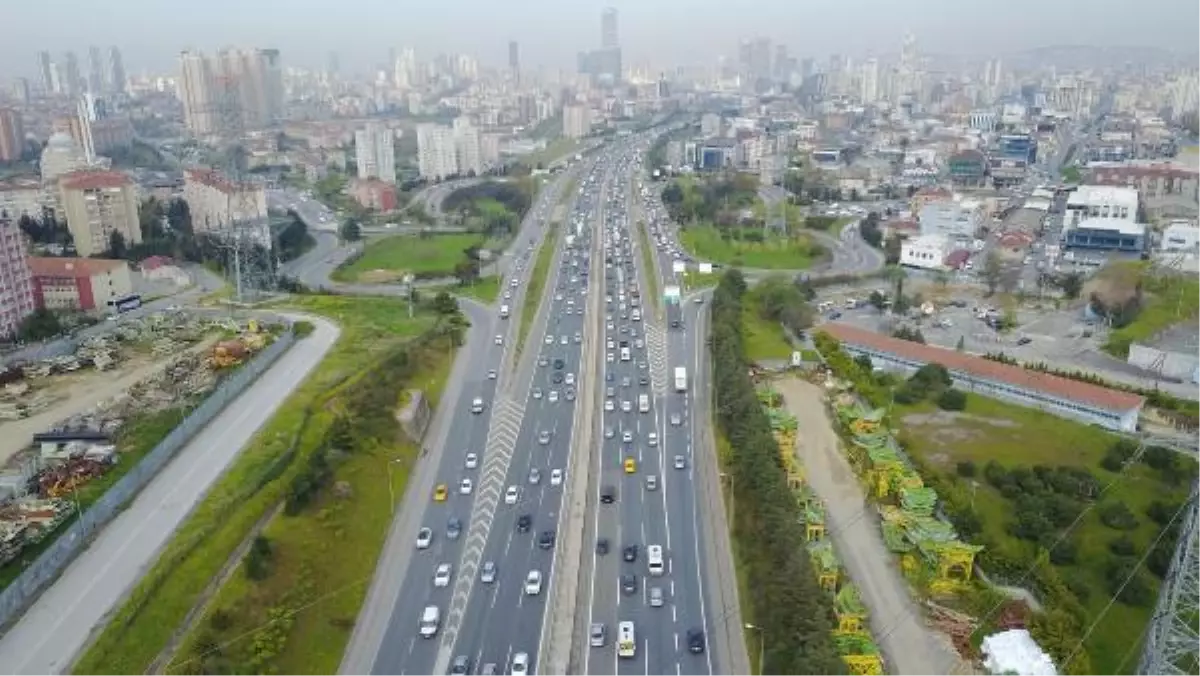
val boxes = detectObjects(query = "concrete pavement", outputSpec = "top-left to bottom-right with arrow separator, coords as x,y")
0,316 -> 339,674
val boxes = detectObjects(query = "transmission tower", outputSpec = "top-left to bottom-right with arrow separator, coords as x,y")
1138,481 -> 1198,675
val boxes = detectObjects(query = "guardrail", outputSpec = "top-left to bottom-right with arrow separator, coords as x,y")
0,326 -> 297,632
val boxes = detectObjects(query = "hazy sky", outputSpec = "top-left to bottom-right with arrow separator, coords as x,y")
6,0 -> 1198,77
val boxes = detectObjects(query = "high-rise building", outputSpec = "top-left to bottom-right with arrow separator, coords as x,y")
0,216 -> 36,338
508,41 -> 520,82
63,52 -> 82,99
178,48 -> 283,137
58,170 -> 143,257
87,46 -> 106,94
354,122 -> 397,183
179,51 -> 218,136
860,58 -> 879,104
562,104 -> 592,139
107,46 -> 127,95
10,79 -> 30,105
0,109 -> 24,163
416,123 -> 458,180
601,7 -> 619,48
37,52 -> 53,95
183,168 -> 268,234
452,117 -> 482,176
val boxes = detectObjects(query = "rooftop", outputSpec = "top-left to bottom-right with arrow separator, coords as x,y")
185,168 -> 258,195
59,170 -> 132,191
1071,217 -> 1147,237
1067,184 -> 1139,208
819,323 -> 1146,413
28,257 -> 126,278
0,176 -> 41,192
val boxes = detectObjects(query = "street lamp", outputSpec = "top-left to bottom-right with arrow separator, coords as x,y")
744,623 -> 765,675
718,471 -> 735,525
386,457 -> 406,513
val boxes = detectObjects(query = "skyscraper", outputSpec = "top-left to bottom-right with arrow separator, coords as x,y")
0,108 -> 25,162
508,41 -> 520,82
63,52 -> 82,99
36,52 -> 53,95
355,122 -> 397,183
107,47 -> 127,95
416,123 -> 458,180
179,51 -> 218,136
601,7 -> 619,48
179,49 -> 283,137
87,46 -> 106,94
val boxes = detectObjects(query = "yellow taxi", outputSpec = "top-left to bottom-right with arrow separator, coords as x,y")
433,483 -> 448,502
624,457 -> 637,474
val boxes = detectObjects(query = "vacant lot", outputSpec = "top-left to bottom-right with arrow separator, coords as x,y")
332,233 -> 484,282
739,289 -> 793,362
680,227 -> 822,270
897,394 -> 1193,674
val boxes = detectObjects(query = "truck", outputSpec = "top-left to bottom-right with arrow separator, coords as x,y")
674,367 -> 687,393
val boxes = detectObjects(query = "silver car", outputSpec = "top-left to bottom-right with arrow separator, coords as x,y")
649,586 -> 664,607
589,622 -> 606,647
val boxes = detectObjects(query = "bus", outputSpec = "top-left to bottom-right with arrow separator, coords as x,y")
108,293 -> 142,313
617,621 -> 636,659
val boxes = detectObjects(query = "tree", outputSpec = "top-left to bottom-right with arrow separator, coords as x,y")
16,308 -> 63,342
981,251 -> 1003,295
106,231 -> 128,259
1060,166 -> 1081,183
453,259 -> 480,286
868,290 -> 888,313
431,291 -> 459,316
937,388 -> 968,411
339,218 -> 362,242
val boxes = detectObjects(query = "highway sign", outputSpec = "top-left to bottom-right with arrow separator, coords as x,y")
698,262 -> 713,274
672,260 -> 685,274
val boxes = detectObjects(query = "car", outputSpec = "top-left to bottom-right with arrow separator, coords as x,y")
560,335 -> 568,345
550,468 -> 564,486
623,544 -> 638,562
459,478 -> 473,495
517,513 -> 532,532
538,530 -> 556,549
528,468 -> 541,484
434,562 -> 453,587
471,397 -> 485,414
596,538 -> 610,555
622,430 -> 633,443
479,560 -> 498,584
554,358 -> 565,369
649,586 -> 664,607
565,388 -> 576,401
544,334 -> 554,345
447,518 -> 462,540
465,453 -> 478,469
524,570 -> 543,595
624,457 -> 636,474
433,484 -> 448,502
674,454 -> 687,470
565,373 -> 575,386
621,400 -> 632,413
601,485 -> 616,504
589,622 -> 607,647
416,527 -> 433,549
487,369 -> 497,380
552,372 -> 565,384
1017,336 -> 1033,346
639,375 -> 649,386
505,486 -> 520,504
670,413 -> 682,426
495,334 -> 504,345
538,430 -> 551,445
604,399 -> 615,412
450,655 -> 471,675
607,352 -> 614,363
532,387 -> 543,400
604,426 -> 615,439
687,628 -> 706,653
621,573 -> 638,595
538,356 -> 549,367
548,390 -> 559,403
645,474 -> 658,491
621,376 -> 631,388
511,652 -> 530,676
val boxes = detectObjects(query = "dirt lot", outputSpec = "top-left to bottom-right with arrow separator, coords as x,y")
0,337 -> 219,466
775,377 -> 972,675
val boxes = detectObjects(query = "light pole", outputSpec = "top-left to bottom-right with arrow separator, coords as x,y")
386,457 -> 406,514
719,471 -> 735,525
744,623 -> 764,675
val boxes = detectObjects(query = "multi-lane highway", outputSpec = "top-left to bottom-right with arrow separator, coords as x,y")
358,153 -> 607,676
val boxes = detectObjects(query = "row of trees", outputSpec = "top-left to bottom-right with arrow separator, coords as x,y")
709,270 -> 845,674
660,173 -> 760,225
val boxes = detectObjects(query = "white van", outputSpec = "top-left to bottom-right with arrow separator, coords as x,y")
499,304 -> 510,319
617,621 -> 636,659
647,545 -> 664,576
638,394 -> 650,414
620,347 -> 631,362
419,605 -> 440,637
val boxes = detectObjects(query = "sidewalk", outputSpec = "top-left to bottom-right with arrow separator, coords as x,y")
775,377 -> 970,676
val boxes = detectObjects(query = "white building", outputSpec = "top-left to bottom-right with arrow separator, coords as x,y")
183,168 -> 268,244
900,233 -> 953,270
1160,221 -> 1199,253
1064,185 -> 1139,227
918,198 -> 984,239
354,122 -> 397,184
416,123 -> 458,180
452,117 -> 483,176
562,104 -> 592,140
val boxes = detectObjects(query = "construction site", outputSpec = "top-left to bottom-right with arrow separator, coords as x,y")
0,311 -> 276,574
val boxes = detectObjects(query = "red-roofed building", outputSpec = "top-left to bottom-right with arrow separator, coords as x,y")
818,322 -> 1144,432
351,178 -> 399,212
57,170 -> 142,257
28,257 -> 132,311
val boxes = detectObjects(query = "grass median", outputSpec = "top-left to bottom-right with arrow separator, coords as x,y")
331,233 -> 486,283
425,275 -> 501,305
73,295 -> 455,675
636,220 -> 661,315
516,222 -> 559,359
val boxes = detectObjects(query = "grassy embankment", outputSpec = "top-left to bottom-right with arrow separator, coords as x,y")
73,295 -> 458,675
516,222 -> 560,359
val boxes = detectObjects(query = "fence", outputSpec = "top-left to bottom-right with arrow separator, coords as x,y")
0,326 -> 297,632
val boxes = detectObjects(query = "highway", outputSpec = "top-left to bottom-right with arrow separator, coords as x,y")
353,154 -> 602,676
0,316 -> 340,674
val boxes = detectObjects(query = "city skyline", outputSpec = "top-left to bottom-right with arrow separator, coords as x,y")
2,0 -> 1197,78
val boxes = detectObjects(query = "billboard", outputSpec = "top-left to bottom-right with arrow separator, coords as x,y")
664,285 -> 681,304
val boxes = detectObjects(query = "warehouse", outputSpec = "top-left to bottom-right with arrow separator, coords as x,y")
819,323 -> 1145,432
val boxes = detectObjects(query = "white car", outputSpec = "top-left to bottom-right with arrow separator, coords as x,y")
565,373 -> 575,386
524,570 -> 543,595
459,478 -> 473,495
544,334 -> 554,345
495,334 -> 504,345
674,454 -> 686,470
621,400 -> 632,413
607,352 -> 614,363
511,652 -> 530,676
548,390 -> 559,403
434,562 -> 453,587
533,388 -> 543,400
487,370 -> 497,380
505,485 -> 520,505
604,399 -> 615,412
647,432 -> 658,447
465,453 -> 478,469
416,527 -> 433,549
622,430 -> 633,443
550,468 -> 564,486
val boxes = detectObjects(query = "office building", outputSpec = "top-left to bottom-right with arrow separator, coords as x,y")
354,122 -> 397,184
37,52 -> 53,95
107,47 -> 127,95
179,51 -> 219,136
562,104 -> 591,139
416,124 -> 458,180
63,52 -> 82,99
87,46 -> 106,94
58,170 -> 142,257
28,257 -> 132,311
1063,218 -> 1147,252
452,118 -> 483,176
508,41 -> 520,82
183,168 -> 268,234
0,109 -> 24,163
0,217 -> 35,337
1064,185 -> 1139,227
899,234 -> 954,270
601,7 -> 619,48
860,58 -> 879,104
918,199 -> 985,239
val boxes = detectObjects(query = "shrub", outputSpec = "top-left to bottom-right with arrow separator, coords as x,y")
292,320 -> 315,337
1098,501 -> 1139,531
1108,535 -> 1136,557
937,388 -> 967,411
955,460 -> 977,478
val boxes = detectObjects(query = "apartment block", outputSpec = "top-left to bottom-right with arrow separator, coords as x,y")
562,104 -> 591,139
416,123 -> 459,180
354,122 -> 397,183
58,170 -> 142,257
0,108 -> 23,163
178,48 -> 283,137
0,217 -> 35,337
184,167 -> 268,233
28,256 -> 132,311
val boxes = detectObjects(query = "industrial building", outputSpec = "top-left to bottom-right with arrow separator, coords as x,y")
819,323 -> 1145,433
